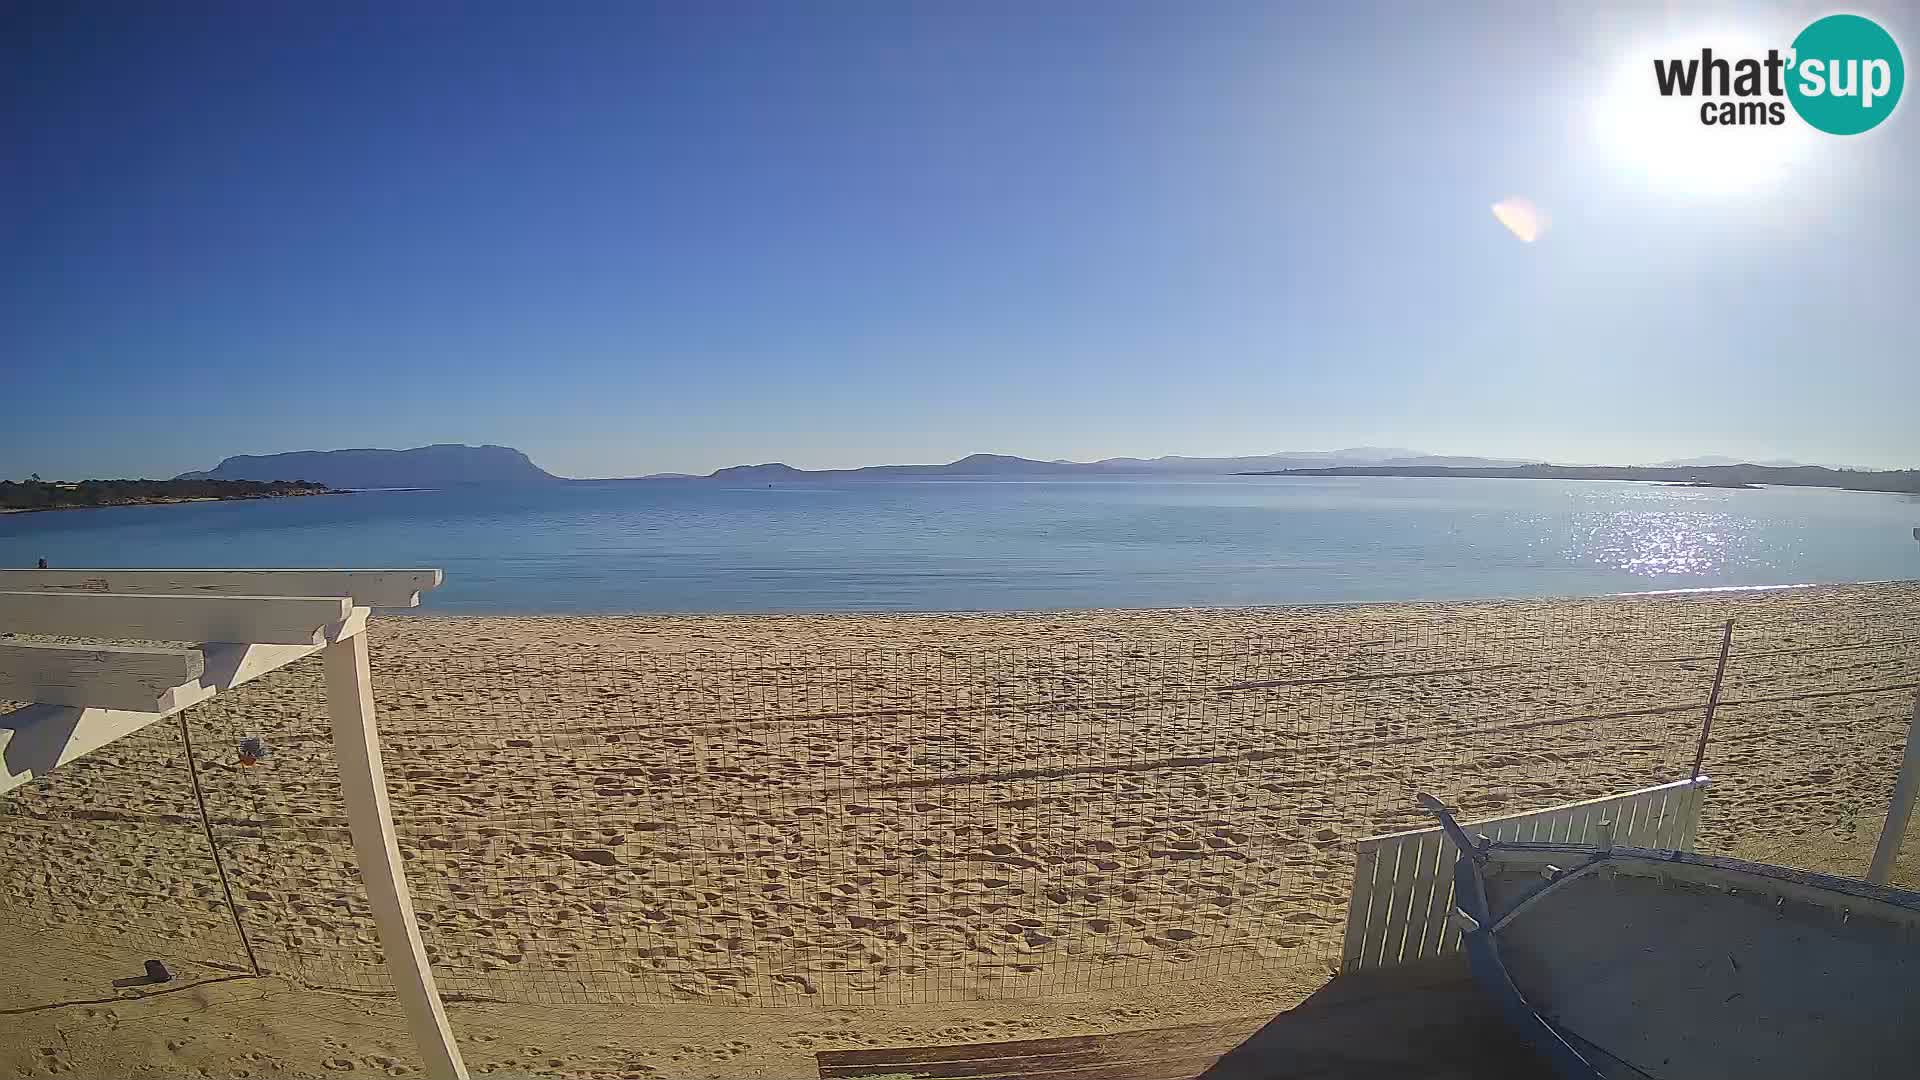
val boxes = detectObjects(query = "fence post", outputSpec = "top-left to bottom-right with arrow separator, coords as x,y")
1866,687 -> 1920,885
323,626 -> 468,1079
1689,620 -> 1735,781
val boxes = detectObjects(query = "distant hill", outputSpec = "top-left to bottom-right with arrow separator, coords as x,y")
1084,447 -> 1435,473
1647,455 -> 1817,468
696,449 -> 1538,481
178,444 -> 563,489
1246,462 -> 1920,494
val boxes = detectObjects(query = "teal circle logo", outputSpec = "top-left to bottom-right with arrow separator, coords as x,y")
1788,14 -> 1903,134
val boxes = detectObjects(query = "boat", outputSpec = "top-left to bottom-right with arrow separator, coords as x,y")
1418,792 -> 1920,1079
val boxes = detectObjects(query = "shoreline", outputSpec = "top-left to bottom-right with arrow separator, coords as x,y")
388,578 -> 1872,620
0,489 -> 344,515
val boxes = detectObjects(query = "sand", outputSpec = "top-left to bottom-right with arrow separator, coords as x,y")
2,582 -> 1916,1078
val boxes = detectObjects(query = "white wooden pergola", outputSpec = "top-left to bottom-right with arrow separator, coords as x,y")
0,569 -> 467,1079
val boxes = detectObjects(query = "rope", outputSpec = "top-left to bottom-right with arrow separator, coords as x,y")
177,712 -> 262,977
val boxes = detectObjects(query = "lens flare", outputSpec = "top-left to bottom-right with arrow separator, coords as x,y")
1491,197 -> 1547,242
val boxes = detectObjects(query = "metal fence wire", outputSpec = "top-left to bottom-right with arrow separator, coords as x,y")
3,594 -> 1915,1013
0,718 -> 255,981
1696,625 -> 1920,879
362,606 -> 1736,1007
180,652 -> 399,995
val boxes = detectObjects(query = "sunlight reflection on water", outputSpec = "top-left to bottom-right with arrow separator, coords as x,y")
1568,512 -> 1766,576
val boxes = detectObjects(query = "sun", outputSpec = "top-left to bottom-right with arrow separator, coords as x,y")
1590,27 -> 1817,197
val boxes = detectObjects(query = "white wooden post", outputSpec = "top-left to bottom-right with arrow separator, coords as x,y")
323,628 -> 468,1079
1866,686 -> 1920,885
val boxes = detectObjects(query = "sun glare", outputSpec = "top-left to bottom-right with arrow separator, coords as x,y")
1491,196 -> 1547,242
1591,27 -> 1817,197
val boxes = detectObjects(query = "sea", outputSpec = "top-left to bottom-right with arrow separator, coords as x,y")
3,476 -> 1916,614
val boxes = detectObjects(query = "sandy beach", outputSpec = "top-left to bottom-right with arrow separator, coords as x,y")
2,582 -> 1916,1077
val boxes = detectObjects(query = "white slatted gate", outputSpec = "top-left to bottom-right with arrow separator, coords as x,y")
1341,776 -> 1711,973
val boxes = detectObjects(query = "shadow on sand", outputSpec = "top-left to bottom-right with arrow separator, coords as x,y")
814,958 -> 1548,1079
1199,960 -> 1546,1079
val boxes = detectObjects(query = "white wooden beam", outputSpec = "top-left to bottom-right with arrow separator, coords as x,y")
1353,777 -> 1712,851
0,610 -> 370,795
0,642 -> 204,712
152,613 -> 369,715
0,569 -> 443,609
0,591 -> 353,646
324,631 -> 468,1079
1,704 -> 173,794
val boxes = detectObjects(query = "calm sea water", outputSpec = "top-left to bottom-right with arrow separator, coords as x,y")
2,477 -> 1915,613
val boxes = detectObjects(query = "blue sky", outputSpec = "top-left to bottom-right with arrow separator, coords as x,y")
4,2 -> 1916,479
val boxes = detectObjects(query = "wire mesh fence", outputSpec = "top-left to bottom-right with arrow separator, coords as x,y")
3,589 -> 1915,1018
0,716 -> 256,983
174,652 -> 403,996
355,604 -> 1737,1006
1696,621 -> 1920,886
0,649 -> 428,1071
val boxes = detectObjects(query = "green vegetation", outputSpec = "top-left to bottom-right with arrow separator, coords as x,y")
1,476 -> 337,512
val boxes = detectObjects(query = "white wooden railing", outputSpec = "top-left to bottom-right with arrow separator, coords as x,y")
1341,776 -> 1712,974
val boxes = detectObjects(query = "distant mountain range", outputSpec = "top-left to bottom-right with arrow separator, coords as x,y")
699,449 -> 1540,482
171,444 -> 1907,492
1255,462 -> 1920,495
1645,455 -> 1821,469
176,445 -> 1539,487
178,444 -> 562,488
